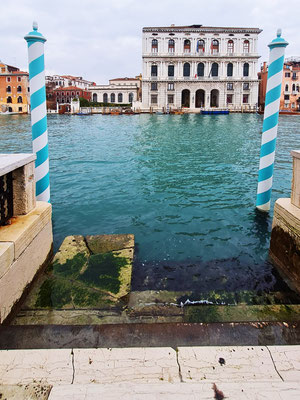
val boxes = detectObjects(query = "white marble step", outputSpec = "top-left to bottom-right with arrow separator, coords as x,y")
48,382 -> 300,400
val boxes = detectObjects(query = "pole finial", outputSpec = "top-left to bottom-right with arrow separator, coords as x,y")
277,28 -> 282,37
33,21 -> 38,31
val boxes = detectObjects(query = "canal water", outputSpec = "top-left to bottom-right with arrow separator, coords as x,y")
1,113 -> 299,295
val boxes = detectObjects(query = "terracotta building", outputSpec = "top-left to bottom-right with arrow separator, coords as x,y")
0,62 -> 30,114
258,57 -> 300,112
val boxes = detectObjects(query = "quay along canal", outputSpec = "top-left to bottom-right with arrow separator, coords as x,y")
1,113 -> 300,327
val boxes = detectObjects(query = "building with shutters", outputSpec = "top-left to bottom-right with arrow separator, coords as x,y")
139,25 -> 262,112
0,62 -> 30,114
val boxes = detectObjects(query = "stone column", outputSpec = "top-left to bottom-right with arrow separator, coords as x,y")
291,151 -> 300,208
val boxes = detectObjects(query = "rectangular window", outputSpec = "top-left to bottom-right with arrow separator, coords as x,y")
284,94 -> 290,100
151,95 -> 157,104
151,82 -> 157,91
168,83 -> 174,91
17,77 -> 21,82
243,83 -> 250,90
227,83 -> 233,90
168,95 -> 174,104
151,65 -> 157,77
6,77 -> 11,82
227,94 -> 233,104
168,65 -> 174,77
243,94 -> 249,104
18,107 -> 22,112
285,72 -> 290,77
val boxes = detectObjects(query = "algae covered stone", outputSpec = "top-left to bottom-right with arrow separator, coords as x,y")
86,234 -> 134,254
33,234 -> 134,310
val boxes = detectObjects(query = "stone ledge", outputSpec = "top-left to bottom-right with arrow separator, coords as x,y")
0,153 -> 36,177
0,242 -> 14,280
0,221 -> 53,323
0,346 -> 299,389
0,201 -> 52,260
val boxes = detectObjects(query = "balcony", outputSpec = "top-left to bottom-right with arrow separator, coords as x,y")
292,76 -> 298,80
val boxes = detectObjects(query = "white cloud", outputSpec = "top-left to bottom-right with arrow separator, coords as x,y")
0,0 -> 299,83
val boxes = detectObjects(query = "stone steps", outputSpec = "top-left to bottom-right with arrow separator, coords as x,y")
0,346 -> 300,399
47,382 -> 300,400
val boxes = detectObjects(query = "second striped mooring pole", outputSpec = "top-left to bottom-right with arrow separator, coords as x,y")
24,22 -> 50,202
256,29 -> 288,212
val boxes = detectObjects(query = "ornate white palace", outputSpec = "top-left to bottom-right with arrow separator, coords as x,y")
139,25 -> 262,112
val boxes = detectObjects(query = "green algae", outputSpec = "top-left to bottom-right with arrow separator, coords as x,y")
35,278 -> 72,309
34,251 -> 128,308
80,252 -> 128,294
52,252 -> 88,279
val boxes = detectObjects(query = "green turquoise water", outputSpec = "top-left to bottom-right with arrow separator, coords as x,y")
1,113 -> 299,293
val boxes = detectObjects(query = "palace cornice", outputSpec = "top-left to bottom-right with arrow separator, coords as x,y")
142,79 -> 260,83
143,26 -> 262,34
142,55 -> 260,60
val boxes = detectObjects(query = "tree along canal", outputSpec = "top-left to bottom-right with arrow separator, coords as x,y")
1,113 -> 300,302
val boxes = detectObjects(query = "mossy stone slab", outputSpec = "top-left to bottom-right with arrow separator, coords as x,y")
53,235 -> 90,265
23,234 -> 135,313
86,234 -> 134,254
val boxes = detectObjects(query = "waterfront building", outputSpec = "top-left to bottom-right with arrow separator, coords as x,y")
45,75 -> 95,90
90,77 -> 140,105
139,24 -> 261,112
46,74 -> 95,110
0,62 -> 30,114
258,57 -> 300,112
52,86 -> 91,112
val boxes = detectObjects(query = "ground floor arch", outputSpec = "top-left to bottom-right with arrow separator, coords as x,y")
195,89 -> 205,108
181,89 -> 190,108
210,89 -> 219,107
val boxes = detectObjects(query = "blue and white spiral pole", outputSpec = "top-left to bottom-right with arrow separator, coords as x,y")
24,22 -> 50,202
256,29 -> 288,212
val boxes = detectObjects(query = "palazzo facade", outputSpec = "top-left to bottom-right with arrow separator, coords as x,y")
140,25 -> 262,112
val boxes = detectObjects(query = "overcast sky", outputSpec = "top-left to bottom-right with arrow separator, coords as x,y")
1,0 -> 299,84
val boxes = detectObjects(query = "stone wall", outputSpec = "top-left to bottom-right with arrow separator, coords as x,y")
270,150 -> 300,294
0,154 -> 53,323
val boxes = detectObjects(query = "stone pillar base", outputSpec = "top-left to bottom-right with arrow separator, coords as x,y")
269,198 -> 300,294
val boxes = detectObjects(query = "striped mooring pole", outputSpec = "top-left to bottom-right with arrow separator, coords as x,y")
256,29 -> 288,212
24,22 -> 50,202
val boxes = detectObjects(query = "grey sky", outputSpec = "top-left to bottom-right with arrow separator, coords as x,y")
1,0 -> 299,84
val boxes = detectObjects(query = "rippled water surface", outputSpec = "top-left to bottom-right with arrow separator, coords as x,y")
1,113 -> 300,292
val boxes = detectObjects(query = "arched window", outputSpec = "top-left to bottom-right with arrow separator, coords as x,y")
7,96 -> 12,103
227,63 -> 233,77
103,93 -> 108,103
183,62 -> 190,77
152,39 -> 158,53
92,93 -> 97,102
129,93 -> 134,103
17,85 -> 22,92
184,39 -> 191,53
110,93 -> 115,103
227,40 -> 234,53
168,39 -> 175,53
6,86 -> 11,93
243,63 -> 249,77
168,64 -> 174,77
292,84 -> 296,92
211,40 -> 219,54
285,84 -> 289,91
243,40 -> 250,53
297,85 -> 299,92
151,64 -> 158,77
197,62 -> 204,77
118,93 -> 123,102
17,96 -> 23,103
211,63 -> 219,77
197,40 -> 205,53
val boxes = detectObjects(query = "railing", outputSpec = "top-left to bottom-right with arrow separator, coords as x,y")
0,172 -> 13,226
